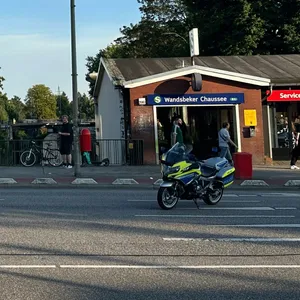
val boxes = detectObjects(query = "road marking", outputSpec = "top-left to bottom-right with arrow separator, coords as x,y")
274,207 -> 297,210
222,201 -> 261,203
59,265 -> 300,269
214,224 -> 300,228
0,265 -> 56,269
0,264 -> 299,269
180,207 -> 275,211
163,238 -> 300,242
260,193 -> 300,197
135,215 -> 294,218
128,200 -> 155,202
127,200 -> 262,203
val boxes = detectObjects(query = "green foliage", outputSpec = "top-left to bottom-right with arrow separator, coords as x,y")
0,67 -> 4,91
86,0 -> 300,94
184,0 -> 265,55
15,129 -> 28,140
0,105 -> 8,122
6,96 -> 26,122
70,93 -> 95,120
25,84 -> 57,120
56,91 -> 72,117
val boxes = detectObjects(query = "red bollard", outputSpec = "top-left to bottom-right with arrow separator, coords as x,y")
80,128 -> 91,152
233,152 -> 252,179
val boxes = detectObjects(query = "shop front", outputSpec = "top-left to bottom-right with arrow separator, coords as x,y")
267,90 -> 300,160
129,76 -> 266,165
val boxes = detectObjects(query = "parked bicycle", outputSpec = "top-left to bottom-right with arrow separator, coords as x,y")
20,141 -> 63,167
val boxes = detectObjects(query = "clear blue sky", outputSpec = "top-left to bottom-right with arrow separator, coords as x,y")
0,0 -> 141,100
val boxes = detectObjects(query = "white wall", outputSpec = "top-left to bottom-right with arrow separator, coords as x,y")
95,71 -> 125,164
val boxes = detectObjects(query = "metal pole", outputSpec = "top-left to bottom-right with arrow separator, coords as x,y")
58,86 -> 62,116
70,0 -> 81,176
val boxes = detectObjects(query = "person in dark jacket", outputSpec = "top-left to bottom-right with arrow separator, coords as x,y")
58,115 -> 73,168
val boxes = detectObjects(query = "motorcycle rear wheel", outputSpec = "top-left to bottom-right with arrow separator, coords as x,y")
203,184 -> 224,205
157,186 -> 179,210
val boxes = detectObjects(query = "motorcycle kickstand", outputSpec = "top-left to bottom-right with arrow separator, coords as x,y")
192,198 -> 201,210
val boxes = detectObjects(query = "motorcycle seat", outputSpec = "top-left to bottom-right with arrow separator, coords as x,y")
200,157 -> 228,177
200,164 -> 218,177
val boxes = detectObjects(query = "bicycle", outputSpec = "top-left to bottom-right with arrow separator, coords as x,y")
20,141 -> 63,167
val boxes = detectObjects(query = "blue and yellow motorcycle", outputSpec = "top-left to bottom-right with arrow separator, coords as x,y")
158,143 -> 235,210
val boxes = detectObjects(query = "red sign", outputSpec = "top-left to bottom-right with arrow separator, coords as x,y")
267,90 -> 300,102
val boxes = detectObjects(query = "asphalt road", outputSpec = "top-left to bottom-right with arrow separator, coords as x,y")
1,188 -> 300,300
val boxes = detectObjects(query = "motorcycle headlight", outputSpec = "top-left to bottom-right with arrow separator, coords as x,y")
167,166 -> 180,174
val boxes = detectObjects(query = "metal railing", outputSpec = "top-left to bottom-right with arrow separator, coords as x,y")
0,138 -> 144,166
90,139 -> 144,165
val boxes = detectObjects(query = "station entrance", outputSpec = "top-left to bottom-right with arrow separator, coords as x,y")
156,106 -> 237,160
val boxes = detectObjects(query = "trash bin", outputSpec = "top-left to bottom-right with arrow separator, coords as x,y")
80,128 -> 91,152
233,152 -> 252,179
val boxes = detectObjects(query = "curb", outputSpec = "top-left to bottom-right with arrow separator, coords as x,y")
0,177 -> 300,190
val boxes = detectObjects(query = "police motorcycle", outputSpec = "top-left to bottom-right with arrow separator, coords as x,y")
158,143 -> 235,210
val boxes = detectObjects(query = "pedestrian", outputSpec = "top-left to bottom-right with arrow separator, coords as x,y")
58,115 -> 73,168
171,117 -> 184,146
290,122 -> 300,170
218,122 -> 238,165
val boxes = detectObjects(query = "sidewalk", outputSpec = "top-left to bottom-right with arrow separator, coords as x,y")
0,164 -> 300,189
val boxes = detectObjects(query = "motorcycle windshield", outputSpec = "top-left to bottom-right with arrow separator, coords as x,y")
164,143 -> 192,165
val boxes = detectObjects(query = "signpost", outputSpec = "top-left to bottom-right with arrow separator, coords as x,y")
147,93 -> 245,106
189,28 -> 199,65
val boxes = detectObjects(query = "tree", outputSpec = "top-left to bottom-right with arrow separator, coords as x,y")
252,0 -> 300,54
56,91 -> 72,117
0,105 -> 8,122
0,89 -> 8,123
183,0 -> 265,55
86,0 -> 300,94
0,67 -> 4,91
25,84 -> 57,120
70,93 -> 95,120
85,0 -> 189,95
6,96 -> 25,122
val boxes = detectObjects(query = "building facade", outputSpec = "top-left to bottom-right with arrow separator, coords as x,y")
93,55 -> 300,165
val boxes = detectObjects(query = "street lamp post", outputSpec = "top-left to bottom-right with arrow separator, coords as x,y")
70,0 -> 81,177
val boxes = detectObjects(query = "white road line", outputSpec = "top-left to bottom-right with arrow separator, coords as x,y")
163,238 -> 300,242
127,200 -> 262,203
59,265 -> 300,269
260,194 -> 300,197
0,264 -> 298,269
135,215 -> 294,218
222,201 -> 262,203
180,207 -> 275,211
214,224 -> 300,228
274,207 -> 297,210
0,265 -> 56,269
127,200 -> 155,202
223,194 -> 239,197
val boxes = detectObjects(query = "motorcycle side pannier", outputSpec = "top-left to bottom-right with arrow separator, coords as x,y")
216,166 -> 235,187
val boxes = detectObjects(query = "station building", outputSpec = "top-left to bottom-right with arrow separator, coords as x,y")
92,55 -> 300,165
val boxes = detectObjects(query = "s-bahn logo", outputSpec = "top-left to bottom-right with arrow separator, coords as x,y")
154,96 -> 162,104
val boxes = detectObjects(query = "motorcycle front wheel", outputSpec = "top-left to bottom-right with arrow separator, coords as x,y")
157,186 -> 179,210
203,183 -> 224,205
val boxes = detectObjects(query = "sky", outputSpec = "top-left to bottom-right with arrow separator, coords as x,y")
0,0 -> 141,101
